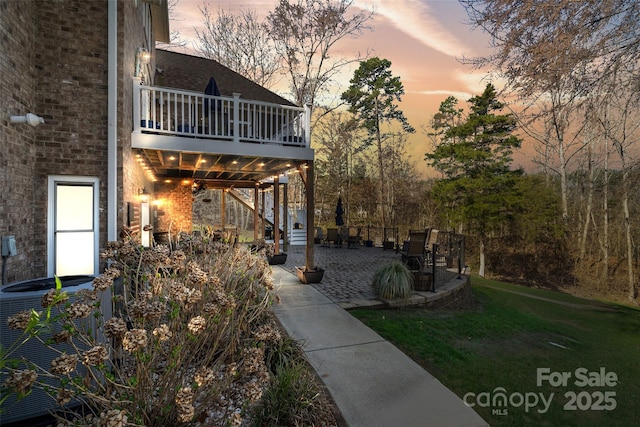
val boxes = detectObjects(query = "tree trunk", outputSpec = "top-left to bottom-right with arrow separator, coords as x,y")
602,132 -> 609,289
616,140 -> 635,302
579,137 -> 594,261
478,239 -> 485,278
375,98 -> 386,227
623,171 -> 635,302
557,126 -> 569,225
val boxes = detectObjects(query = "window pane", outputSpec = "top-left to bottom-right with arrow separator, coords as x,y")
56,185 -> 94,230
56,232 -> 95,276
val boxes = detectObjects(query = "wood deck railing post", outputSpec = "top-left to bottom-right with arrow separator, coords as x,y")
274,176 -> 280,254
254,184 -> 260,241
305,161 -> 315,270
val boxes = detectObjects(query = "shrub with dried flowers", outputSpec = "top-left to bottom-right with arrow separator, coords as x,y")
1,233 -> 282,426
251,238 -> 276,258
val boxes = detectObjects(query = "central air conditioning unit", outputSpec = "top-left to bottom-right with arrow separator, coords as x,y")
0,275 -> 112,424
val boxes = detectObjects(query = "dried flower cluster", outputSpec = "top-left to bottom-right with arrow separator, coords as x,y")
252,238 -> 276,258
104,317 -> 127,339
175,387 -> 194,422
50,354 -> 78,376
3,369 -> 37,394
41,288 -> 68,308
122,329 -> 148,353
152,324 -> 172,342
83,345 -> 108,366
6,310 -> 34,330
99,409 -> 128,427
65,301 -> 92,319
253,323 -> 282,342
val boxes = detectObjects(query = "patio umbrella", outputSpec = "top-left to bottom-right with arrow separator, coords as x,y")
335,197 -> 344,226
204,77 -> 221,116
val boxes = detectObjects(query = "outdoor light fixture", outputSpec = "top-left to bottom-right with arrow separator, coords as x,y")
10,113 -> 44,127
139,188 -> 150,203
134,47 -> 151,77
192,180 -> 206,195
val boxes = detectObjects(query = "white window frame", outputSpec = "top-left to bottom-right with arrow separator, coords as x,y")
47,176 -> 100,276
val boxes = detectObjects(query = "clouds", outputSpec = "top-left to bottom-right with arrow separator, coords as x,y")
358,0 -> 472,58
412,89 -> 475,100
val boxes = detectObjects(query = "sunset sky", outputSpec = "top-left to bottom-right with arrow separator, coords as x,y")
169,0 -> 497,176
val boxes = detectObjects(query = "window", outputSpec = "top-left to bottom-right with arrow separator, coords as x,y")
48,176 -> 99,276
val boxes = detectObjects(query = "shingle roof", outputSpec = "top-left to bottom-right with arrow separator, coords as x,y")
154,49 -> 295,107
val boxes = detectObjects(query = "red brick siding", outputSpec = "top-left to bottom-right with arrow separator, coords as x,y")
0,0 -> 39,282
153,182 -> 193,235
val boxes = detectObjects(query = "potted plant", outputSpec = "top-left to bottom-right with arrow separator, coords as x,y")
371,261 -> 414,299
364,225 -> 373,247
267,252 -> 288,265
252,239 -> 287,265
295,266 -> 324,284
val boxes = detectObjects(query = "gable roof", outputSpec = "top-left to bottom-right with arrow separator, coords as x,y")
154,49 -> 295,107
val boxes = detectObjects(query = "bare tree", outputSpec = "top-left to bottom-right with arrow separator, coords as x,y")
461,0 -> 640,97
267,0 -> 373,109
593,67 -> 640,301
511,87 -> 588,225
461,0 -> 640,225
195,4 -> 281,88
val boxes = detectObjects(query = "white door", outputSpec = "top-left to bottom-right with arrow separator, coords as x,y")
48,176 -> 99,276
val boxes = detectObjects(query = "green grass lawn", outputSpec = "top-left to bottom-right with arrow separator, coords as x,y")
351,277 -> 640,427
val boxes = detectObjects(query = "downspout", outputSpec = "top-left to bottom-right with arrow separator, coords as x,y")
107,0 -> 118,242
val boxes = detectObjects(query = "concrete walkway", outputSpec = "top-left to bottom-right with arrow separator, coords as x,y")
270,267 -> 488,427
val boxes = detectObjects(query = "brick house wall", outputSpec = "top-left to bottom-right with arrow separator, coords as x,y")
121,0 -> 156,231
32,0 -> 111,277
0,0 -> 155,283
1,0 -> 40,282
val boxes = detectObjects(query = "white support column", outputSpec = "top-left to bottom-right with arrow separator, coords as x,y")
132,77 -> 142,133
304,104 -> 311,147
232,93 -> 240,144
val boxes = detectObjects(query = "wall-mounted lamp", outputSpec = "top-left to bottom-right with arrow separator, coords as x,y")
192,180 -> 206,195
134,47 -> 151,77
139,188 -> 150,203
10,113 -> 44,127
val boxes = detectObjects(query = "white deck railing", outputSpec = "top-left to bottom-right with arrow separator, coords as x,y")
133,79 -> 310,147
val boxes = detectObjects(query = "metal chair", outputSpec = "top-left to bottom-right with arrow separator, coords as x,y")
400,231 -> 429,272
347,227 -> 363,248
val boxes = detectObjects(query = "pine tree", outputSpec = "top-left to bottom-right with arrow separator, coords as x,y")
426,83 -> 522,277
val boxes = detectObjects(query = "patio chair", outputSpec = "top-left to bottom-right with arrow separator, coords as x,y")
423,229 -> 440,266
400,231 -> 429,272
347,227 -> 363,248
324,228 -> 340,247
426,229 -> 439,252
339,227 -> 349,247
